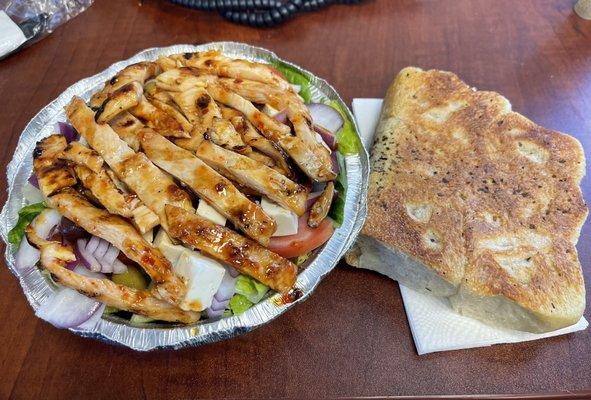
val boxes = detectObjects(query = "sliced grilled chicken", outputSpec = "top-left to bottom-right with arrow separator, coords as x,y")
131,96 -> 190,138
169,87 -> 221,151
90,62 -> 160,109
208,117 -> 249,153
155,55 -> 180,72
196,140 -> 308,215
109,111 -> 143,151
139,129 -> 276,245
47,188 -> 191,309
150,98 -> 193,132
74,165 -> 135,218
131,205 -> 160,234
60,141 -> 104,173
226,112 -> 293,177
166,205 -> 297,293
308,181 -> 335,228
144,80 -> 175,104
26,227 -> 200,323
219,78 -> 334,179
65,97 -> 194,230
246,150 -> 275,167
33,135 -> 77,197
155,68 -> 215,92
95,81 -> 143,124
206,83 -> 334,181
175,50 -> 291,91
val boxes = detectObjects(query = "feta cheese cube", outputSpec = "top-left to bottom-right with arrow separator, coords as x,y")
174,250 -> 226,311
153,229 -> 185,264
197,199 -> 227,225
261,197 -> 298,237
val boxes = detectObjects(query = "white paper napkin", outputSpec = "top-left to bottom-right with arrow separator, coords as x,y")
0,11 -> 26,58
351,98 -> 589,355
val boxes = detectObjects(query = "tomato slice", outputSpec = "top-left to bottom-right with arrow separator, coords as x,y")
268,213 -> 334,258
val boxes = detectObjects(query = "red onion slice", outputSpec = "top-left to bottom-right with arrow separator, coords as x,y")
74,264 -> 106,279
112,259 -> 128,274
33,209 -> 62,240
93,239 -> 110,264
273,110 -> 288,124
28,174 -> 39,189
59,218 -> 87,242
290,84 -> 301,93
213,268 -> 238,302
206,308 -> 225,319
59,122 -> 79,143
331,151 -> 340,175
15,237 -> 40,270
314,125 -> 337,151
76,238 -> 101,272
85,236 -> 100,254
75,303 -> 106,330
308,103 -> 344,134
35,288 -> 102,329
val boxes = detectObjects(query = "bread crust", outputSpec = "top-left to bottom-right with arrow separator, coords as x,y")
350,67 -> 587,332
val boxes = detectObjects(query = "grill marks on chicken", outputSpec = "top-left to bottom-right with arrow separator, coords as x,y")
139,128 -> 277,246
196,140 -> 308,215
65,97 -> 194,231
166,205 -> 297,293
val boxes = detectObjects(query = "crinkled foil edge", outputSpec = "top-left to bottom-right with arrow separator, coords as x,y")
0,42 -> 370,351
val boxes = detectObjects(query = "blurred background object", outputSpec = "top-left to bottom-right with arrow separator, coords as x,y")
170,0 -> 364,27
575,0 -> 591,19
0,0 -> 92,59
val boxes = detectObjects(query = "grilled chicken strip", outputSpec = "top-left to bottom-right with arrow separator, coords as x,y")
65,97 -> 194,230
219,78 -> 334,178
166,205 -> 297,293
155,55 -> 180,72
150,98 -> 193,132
131,96 -> 190,138
308,181 -> 335,228
196,140 -> 308,215
174,50 -> 291,91
226,112 -> 293,178
90,61 -> 160,108
33,135 -> 77,197
156,68 -> 215,92
139,129 -> 276,245
74,165 -> 135,218
27,227 -> 200,323
168,87 -> 221,151
60,141 -> 104,173
110,112 -> 143,151
207,83 -> 335,182
47,188 -> 191,310
95,81 -> 143,124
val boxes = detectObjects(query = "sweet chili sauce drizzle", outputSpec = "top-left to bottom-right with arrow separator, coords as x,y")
273,287 -> 303,306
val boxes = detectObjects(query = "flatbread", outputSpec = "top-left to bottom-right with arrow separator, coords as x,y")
347,67 -> 587,333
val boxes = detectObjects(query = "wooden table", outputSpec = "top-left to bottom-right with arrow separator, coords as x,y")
0,0 -> 590,398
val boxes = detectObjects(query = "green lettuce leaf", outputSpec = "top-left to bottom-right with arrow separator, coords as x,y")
329,152 -> 347,226
229,294 -> 254,315
269,61 -> 312,103
8,202 -> 46,245
329,100 -> 360,155
235,275 -> 269,304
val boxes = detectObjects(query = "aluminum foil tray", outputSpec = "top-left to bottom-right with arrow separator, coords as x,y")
0,42 -> 370,350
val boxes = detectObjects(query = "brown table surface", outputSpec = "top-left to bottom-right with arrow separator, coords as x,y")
1,0 -> 590,398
